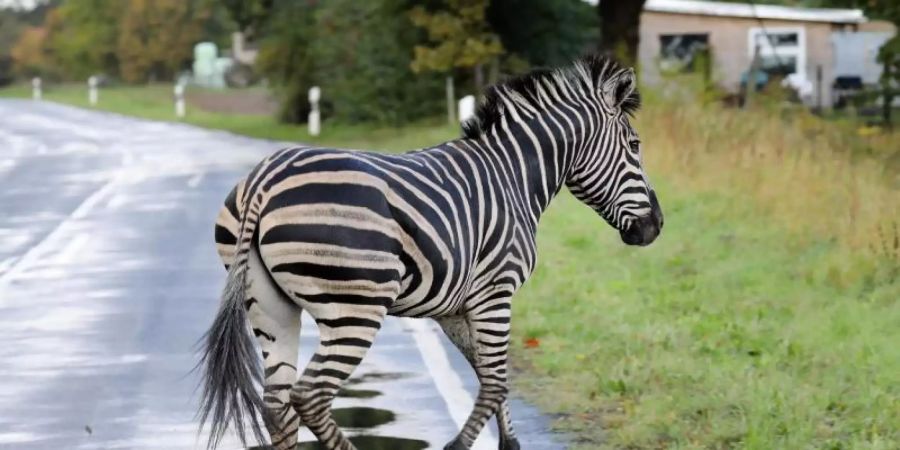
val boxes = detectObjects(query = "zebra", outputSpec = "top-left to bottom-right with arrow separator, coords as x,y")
198,54 -> 663,450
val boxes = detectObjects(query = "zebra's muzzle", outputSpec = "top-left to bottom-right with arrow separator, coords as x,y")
620,214 -> 660,246
620,191 -> 663,246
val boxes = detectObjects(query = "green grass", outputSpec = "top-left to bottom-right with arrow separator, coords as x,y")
2,82 -> 897,449
514,189 -> 898,449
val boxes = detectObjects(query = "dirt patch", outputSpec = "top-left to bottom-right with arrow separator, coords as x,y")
186,88 -> 279,115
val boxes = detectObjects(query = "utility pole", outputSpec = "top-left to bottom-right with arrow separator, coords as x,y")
446,75 -> 456,125
883,54 -> 894,130
815,65 -> 823,114
744,44 -> 760,109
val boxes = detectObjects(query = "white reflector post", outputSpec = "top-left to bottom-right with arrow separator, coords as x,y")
174,83 -> 186,119
88,76 -> 98,106
458,95 -> 476,124
32,77 -> 41,100
308,86 -> 321,137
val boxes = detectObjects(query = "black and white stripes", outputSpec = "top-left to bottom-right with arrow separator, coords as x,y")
199,54 -> 663,450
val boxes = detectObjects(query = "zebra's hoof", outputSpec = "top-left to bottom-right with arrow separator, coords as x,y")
444,438 -> 468,450
500,437 -> 521,450
500,438 -> 521,450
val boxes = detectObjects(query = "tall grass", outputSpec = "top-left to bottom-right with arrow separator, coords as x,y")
640,87 -> 899,284
512,87 -> 899,449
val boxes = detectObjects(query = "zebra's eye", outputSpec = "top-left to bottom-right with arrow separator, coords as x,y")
629,140 -> 640,151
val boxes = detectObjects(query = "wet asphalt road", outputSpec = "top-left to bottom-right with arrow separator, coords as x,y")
0,100 -> 569,450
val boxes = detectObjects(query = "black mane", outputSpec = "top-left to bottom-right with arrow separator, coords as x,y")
461,54 -> 641,139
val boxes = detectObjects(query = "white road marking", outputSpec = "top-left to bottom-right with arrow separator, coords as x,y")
406,317 -> 499,450
0,258 -> 18,276
106,193 -> 127,210
0,177 -> 119,286
187,172 -> 204,188
54,233 -> 91,265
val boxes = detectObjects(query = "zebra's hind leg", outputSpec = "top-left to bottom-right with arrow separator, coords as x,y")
246,245 -> 302,449
437,305 -> 518,450
290,304 -> 388,450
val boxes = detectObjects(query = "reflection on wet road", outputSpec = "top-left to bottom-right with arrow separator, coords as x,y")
0,100 -> 568,449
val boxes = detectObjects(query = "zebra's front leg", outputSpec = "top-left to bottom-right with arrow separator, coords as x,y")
437,315 -> 520,450
440,301 -> 516,450
290,304 -> 388,450
246,244 -> 302,449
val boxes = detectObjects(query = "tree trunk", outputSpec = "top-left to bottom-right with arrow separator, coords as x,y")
597,0 -> 647,67
474,64 -> 485,94
488,57 -> 500,86
883,58 -> 893,130
446,75 -> 456,125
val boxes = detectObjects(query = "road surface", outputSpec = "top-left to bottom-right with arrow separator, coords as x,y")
0,100 -> 569,450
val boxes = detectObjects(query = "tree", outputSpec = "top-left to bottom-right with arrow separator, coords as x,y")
10,24 -> 52,78
311,0 -> 444,124
255,0 -> 317,122
597,0 -> 647,67
487,0 -> 597,69
409,0 -> 504,95
0,11 -> 26,84
258,0 -> 444,124
219,0 -> 273,39
45,0 -> 124,79
117,0 -> 209,83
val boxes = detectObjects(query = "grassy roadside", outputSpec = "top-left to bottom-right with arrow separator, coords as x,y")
3,82 -> 897,448
512,93 -> 899,449
0,83 -> 457,151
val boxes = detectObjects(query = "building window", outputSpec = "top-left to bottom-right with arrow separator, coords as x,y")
747,27 -> 806,79
659,33 -> 710,73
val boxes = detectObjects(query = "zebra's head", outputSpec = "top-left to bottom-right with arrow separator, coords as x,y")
566,59 -> 663,246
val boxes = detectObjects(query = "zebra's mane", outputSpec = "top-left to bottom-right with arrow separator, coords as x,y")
461,54 -> 641,139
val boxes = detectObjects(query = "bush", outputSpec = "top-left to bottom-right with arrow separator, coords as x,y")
0,56 -> 13,87
258,0 -> 443,125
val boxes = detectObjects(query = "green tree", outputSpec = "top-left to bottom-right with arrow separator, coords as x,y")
409,0 -> 504,92
597,0 -> 647,67
45,0 -> 124,79
487,0 -> 597,69
117,0 -> 209,83
255,0 -> 316,122
219,0 -> 272,39
258,0 -> 444,124
10,24 -> 52,78
311,0 -> 444,124
0,11 -> 26,84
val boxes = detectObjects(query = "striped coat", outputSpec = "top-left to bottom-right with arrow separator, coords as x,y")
199,55 -> 663,450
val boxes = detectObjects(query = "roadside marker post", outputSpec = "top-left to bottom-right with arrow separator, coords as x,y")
308,86 -> 321,137
88,76 -> 98,106
458,95 -> 476,124
32,77 -> 41,100
174,83 -> 186,119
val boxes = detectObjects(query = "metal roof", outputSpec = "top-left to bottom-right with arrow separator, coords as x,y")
582,0 -> 866,24
643,0 -> 865,24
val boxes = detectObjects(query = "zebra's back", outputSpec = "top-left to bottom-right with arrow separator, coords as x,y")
223,146 -> 478,318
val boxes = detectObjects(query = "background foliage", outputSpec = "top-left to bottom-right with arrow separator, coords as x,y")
116,0 -> 209,83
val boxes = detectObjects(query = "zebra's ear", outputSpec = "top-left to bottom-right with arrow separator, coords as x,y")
600,68 -> 636,110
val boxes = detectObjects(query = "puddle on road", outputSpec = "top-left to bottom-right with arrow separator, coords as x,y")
249,372 -> 425,449
332,407 -> 395,429
337,387 -> 381,398
344,371 -> 411,385
297,435 -> 429,450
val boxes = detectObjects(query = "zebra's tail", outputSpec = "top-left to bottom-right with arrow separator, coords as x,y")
197,195 -> 269,449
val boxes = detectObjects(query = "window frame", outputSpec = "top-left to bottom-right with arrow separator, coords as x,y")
747,26 -> 807,79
